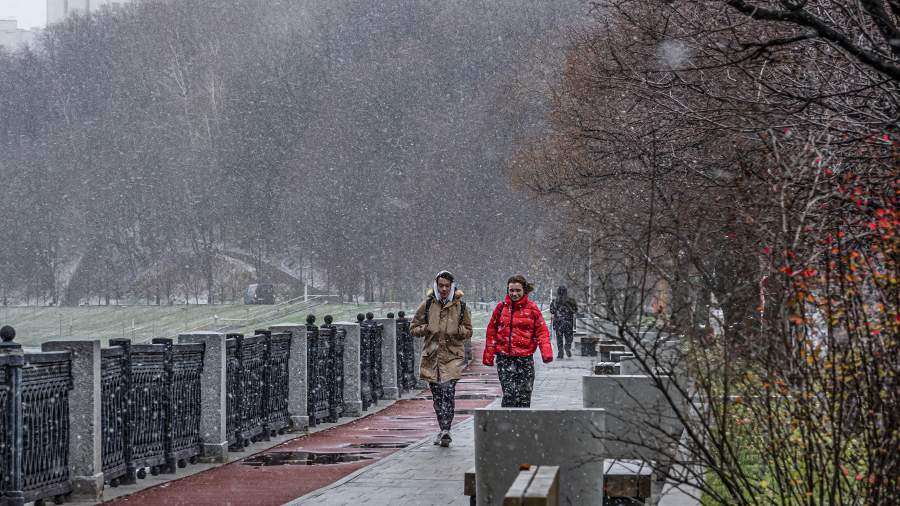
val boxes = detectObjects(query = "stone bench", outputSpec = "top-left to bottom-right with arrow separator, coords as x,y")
579,336 -> 600,357
609,351 -> 635,363
474,408 -> 606,505
604,459 -> 652,503
597,344 -> 627,361
504,465 -> 560,505
593,362 -> 620,375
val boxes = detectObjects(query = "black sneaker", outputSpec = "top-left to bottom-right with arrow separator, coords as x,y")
557,352 -> 564,359
433,432 -> 442,445
565,348 -> 572,358
439,430 -> 452,447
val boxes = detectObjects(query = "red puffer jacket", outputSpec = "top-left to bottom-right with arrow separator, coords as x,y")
483,294 -> 553,365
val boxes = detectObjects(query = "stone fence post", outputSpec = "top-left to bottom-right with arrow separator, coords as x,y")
177,332 -> 227,463
40,340 -> 103,501
374,317 -> 399,400
269,323 -> 309,432
334,322 -> 362,416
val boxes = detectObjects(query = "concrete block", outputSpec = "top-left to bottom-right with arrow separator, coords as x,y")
474,407 -> 606,506
374,318 -> 399,400
177,332 -> 228,462
42,340 -> 103,500
335,322 -> 362,416
582,375 -> 684,461
270,324 -> 310,431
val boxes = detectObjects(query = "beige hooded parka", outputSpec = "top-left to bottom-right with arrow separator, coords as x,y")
410,288 -> 473,383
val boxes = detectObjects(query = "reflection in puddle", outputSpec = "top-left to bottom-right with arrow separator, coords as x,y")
241,451 -> 374,466
347,442 -> 414,449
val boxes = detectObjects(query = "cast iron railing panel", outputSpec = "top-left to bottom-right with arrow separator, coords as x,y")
372,321 -> 384,400
238,335 -> 266,442
168,342 -> 204,461
265,332 -> 291,433
358,319 -> 375,410
0,365 -> 10,495
225,335 -> 240,444
319,325 -> 340,422
100,346 -> 128,482
306,324 -> 330,426
396,316 -> 416,390
129,344 -> 167,469
21,352 -> 73,503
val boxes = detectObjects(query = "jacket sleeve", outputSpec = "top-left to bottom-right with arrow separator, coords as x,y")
458,304 -> 473,340
534,308 -> 553,363
409,301 -> 428,337
482,303 -> 503,366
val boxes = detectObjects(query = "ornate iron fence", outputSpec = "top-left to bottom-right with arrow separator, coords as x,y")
102,338 -> 204,483
158,338 -> 204,470
225,330 -> 293,449
1,330 -> 73,505
127,342 -> 168,476
322,316 -> 344,422
100,346 -> 128,485
395,312 -> 416,391
0,356 -> 9,494
225,334 -> 241,447
238,334 -> 267,444
265,331 -> 292,435
368,314 -> 384,400
357,314 -> 375,410
21,352 -> 73,504
306,316 -> 331,426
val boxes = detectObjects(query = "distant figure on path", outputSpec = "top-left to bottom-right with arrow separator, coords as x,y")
410,270 -> 473,447
482,275 -> 553,407
550,286 -> 578,358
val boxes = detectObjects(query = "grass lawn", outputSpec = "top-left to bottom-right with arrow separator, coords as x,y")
0,300 -> 494,347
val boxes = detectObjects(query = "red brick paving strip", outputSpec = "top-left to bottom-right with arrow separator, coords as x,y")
107,343 -> 499,506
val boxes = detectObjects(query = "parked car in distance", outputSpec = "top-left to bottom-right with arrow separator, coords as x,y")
244,283 -> 275,304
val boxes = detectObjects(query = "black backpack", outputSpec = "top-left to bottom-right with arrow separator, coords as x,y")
424,297 -> 467,325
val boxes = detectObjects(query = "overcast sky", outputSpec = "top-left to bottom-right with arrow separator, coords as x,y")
0,1 -> 46,29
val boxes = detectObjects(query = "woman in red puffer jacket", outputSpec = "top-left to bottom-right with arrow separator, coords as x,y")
483,275 -> 553,407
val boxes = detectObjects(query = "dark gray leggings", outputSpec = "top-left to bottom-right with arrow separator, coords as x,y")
496,354 -> 535,407
429,379 -> 458,431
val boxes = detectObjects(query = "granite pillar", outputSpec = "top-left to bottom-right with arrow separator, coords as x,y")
374,318 -> 399,400
41,341 -> 104,500
269,324 -> 309,432
177,332 -> 228,462
335,322 -> 362,416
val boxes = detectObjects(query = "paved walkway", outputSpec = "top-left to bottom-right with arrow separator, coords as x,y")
290,346 -> 593,505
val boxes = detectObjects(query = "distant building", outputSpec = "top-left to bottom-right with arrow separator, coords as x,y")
46,0 -> 135,26
0,19 -> 37,50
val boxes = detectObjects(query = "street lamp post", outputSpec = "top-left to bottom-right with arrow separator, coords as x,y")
577,228 -> 593,310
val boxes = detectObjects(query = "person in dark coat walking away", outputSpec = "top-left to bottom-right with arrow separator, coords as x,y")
482,275 -> 553,407
410,270 -> 473,447
550,286 -> 578,358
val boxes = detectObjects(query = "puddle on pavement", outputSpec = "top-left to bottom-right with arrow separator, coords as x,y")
241,451 -> 374,466
347,442 -> 414,449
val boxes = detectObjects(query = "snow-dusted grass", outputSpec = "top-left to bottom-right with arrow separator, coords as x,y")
0,301 -> 493,347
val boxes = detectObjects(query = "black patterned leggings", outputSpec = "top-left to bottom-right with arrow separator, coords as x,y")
496,354 -> 535,408
429,379 -> 458,431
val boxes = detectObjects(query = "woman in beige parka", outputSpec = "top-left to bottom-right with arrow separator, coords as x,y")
410,270 -> 472,447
